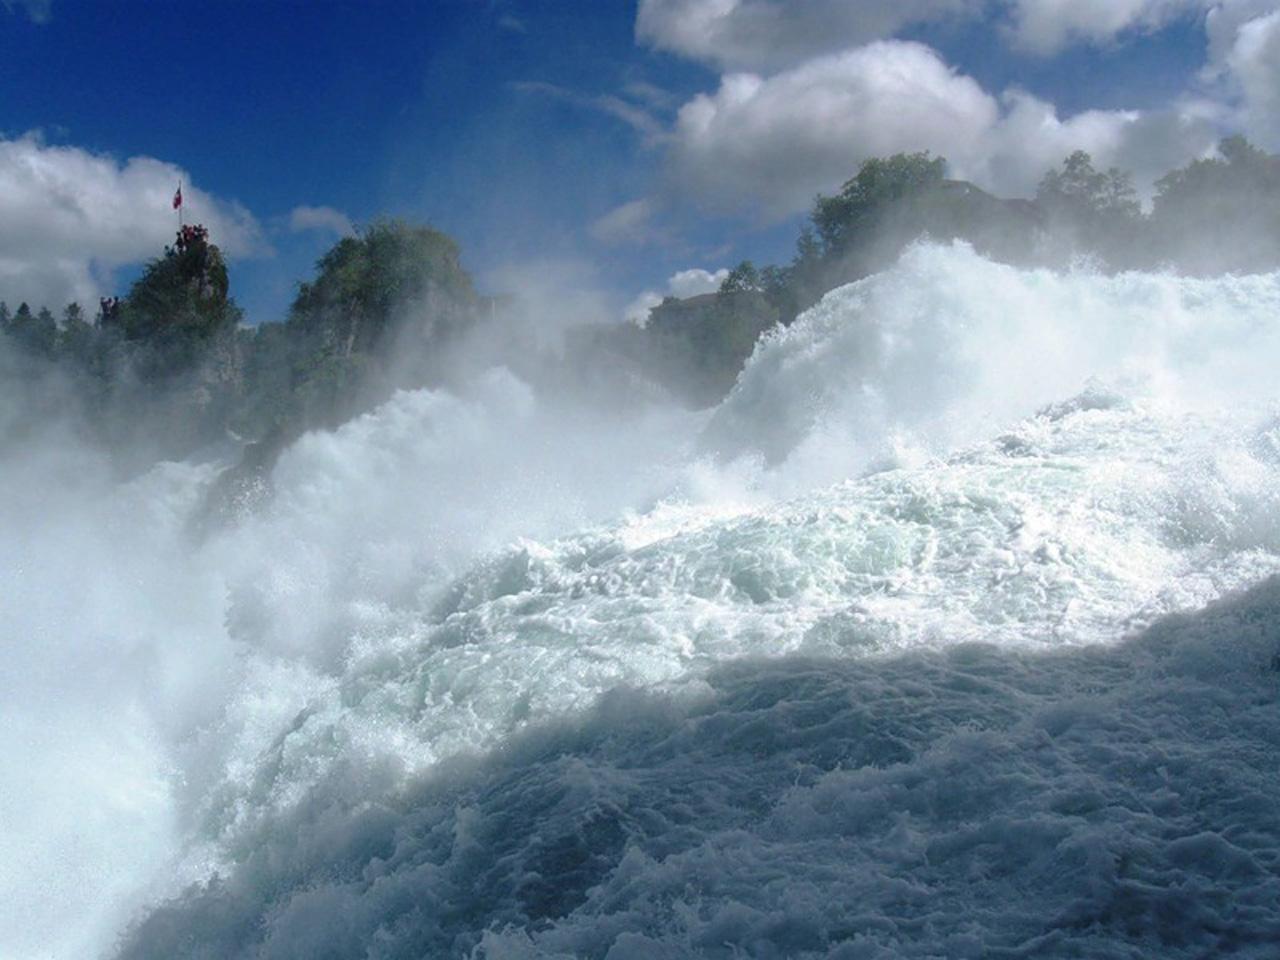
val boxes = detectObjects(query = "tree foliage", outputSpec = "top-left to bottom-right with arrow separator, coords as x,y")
1152,135 -> 1280,273
719,260 -> 761,293
0,218 -> 484,468
114,229 -> 239,346
1035,150 -> 1142,265
1036,150 -> 1140,220
6,303 -> 58,358
811,152 -> 947,257
289,220 -> 476,356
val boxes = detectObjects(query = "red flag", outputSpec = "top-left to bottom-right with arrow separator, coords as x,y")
172,185 -> 183,209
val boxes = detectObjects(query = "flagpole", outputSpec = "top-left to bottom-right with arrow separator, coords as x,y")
178,180 -> 183,229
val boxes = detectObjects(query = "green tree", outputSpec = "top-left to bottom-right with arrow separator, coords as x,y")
784,225 -> 826,316
1152,136 -> 1280,273
33,307 -> 58,356
59,302 -> 98,368
794,225 -> 821,267
1037,151 -> 1139,220
289,219 -> 476,357
758,264 -> 793,311
258,220 -> 483,431
719,260 -> 760,293
811,152 -> 947,257
1035,151 -> 1142,267
115,226 -> 240,346
6,302 -> 57,357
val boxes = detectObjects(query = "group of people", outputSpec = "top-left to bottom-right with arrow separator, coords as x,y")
174,223 -> 209,253
98,296 -> 121,324
95,224 -> 213,327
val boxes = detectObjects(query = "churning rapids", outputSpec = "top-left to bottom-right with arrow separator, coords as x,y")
4,243 -> 1280,959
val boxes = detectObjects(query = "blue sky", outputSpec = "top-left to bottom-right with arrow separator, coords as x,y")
0,0 -> 1276,323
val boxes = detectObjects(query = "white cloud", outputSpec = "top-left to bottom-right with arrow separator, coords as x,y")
636,0 -> 981,71
1219,7 -> 1280,149
636,0 -> 1224,68
665,42 -> 998,216
972,89 -> 1220,196
1004,0 -> 1212,55
288,205 -> 355,237
625,265 -> 729,324
659,39 -> 1223,216
635,0 -> 1261,225
668,266 -> 730,298
0,134 -> 263,310
1203,0 -> 1274,61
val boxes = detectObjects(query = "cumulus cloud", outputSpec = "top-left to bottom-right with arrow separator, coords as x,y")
1217,7 -> 1280,148
288,205 -> 355,237
1203,0 -> 1274,60
636,0 -> 1224,68
1006,0 -> 1280,150
667,265 -> 731,297
637,0 -> 983,71
974,89 -> 1220,196
0,134 -> 263,310
625,265 -> 728,324
660,40 -> 1222,216
666,42 -> 997,215
1004,0 -> 1212,55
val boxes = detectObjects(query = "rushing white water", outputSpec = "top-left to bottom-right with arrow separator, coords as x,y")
4,243 -> 1280,958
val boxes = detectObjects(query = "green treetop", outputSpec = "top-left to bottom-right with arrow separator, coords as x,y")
289,220 -> 476,356
112,224 -> 240,345
810,152 -> 947,257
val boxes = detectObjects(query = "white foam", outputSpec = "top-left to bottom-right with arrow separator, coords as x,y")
4,244 -> 1280,957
